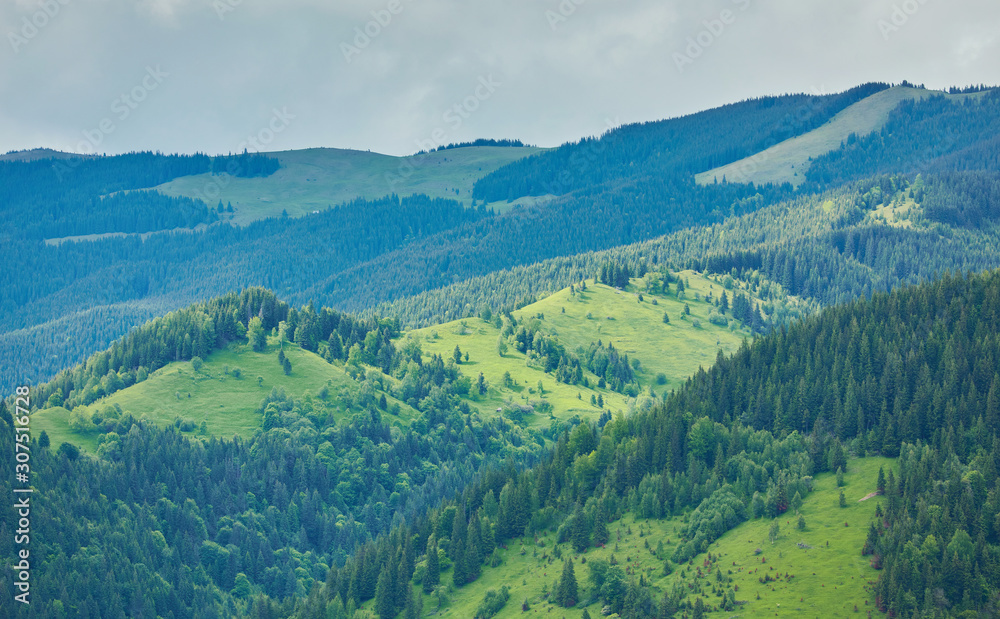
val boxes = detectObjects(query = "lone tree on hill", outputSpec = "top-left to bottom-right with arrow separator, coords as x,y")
555,558 -> 578,607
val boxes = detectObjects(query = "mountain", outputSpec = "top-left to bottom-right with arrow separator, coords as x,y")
305,269 -> 1000,619
5,81 -> 1000,619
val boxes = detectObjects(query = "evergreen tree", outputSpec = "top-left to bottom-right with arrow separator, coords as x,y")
374,566 -> 396,619
248,316 -> 267,352
555,558 -> 578,607
571,504 -> 590,552
424,537 -> 440,594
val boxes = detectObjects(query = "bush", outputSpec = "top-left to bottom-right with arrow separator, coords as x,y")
656,373 -> 668,385
474,586 -> 510,619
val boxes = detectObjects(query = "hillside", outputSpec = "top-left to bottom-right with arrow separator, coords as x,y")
403,272 -> 772,429
155,146 -> 547,225
6,81 -> 1000,619
34,270 -> 773,452
305,269 -> 1000,619
694,86 -> 980,187
7,84 -> 1000,395
408,457 -> 894,619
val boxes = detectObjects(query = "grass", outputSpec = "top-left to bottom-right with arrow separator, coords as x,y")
34,272 -> 768,449
695,86 -> 985,188
30,336 -> 417,450
31,406 -> 100,453
418,457 -> 893,618
516,272 -> 755,392
154,146 -> 548,225
401,273 -> 759,429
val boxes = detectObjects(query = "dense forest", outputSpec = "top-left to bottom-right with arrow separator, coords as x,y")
472,83 -> 890,201
5,85 -> 1000,394
803,90 -> 1000,188
5,82 -> 1000,618
2,289 -> 553,617
0,150 -> 282,241
293,269 -> 1000,619
374,173 -> 1000,328
0,194 -> 487,390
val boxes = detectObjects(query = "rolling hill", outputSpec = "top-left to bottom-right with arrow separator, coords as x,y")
693,85 -> 982,187
155,145 -> 549,225
33,270 -> 776,451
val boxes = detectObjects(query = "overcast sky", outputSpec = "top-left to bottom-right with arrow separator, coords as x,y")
1,0 -> 997,157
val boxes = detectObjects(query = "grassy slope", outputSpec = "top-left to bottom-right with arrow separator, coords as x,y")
31,336 -> 416,451
400,272 -> 759,429
155,146 -> 548,225
421,457 -> 893,619
695,86 -> 981,187
32,271 -> 761,450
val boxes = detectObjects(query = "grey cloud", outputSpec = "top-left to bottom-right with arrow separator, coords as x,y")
0,0 -> 997,157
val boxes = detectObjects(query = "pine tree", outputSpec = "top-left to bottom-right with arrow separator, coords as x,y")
451,536 -> 468,587
424,537 -> 440,594
555,558 -> 578,607
374,566 -> 395,619
693,596 -> 705,619
248,316 -> 267,352
593,506 -> 610,546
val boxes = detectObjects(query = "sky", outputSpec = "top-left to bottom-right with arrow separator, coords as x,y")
0,0 -> 998,157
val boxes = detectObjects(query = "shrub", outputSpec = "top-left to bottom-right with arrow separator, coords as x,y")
474,586 -> 510,619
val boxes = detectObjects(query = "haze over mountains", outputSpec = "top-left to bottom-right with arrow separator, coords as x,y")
4,81 -> 1000,618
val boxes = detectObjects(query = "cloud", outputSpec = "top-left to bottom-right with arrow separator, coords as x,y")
0,0 -> 997,157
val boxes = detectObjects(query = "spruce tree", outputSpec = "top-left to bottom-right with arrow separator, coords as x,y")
374,567 -> 395,619
571,504 -> 590,552
423,537 -> 440,594
556,558 -> 578,607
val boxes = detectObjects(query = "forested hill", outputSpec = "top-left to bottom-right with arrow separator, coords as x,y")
1,287 -> 551,617
375,174 -> 1000,327
471,83 -> 890,201
4,83 -> 1000,395
0,150 -> 280,241
298,269 -> 1000,619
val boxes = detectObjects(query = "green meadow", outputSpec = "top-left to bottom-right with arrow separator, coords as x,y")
155,146 -> 549,225
31,337 -> 417,451
33,272 -> 768,451
408,457 -> 893,619
695,86 -> 985,187
404,273 -> 761,428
